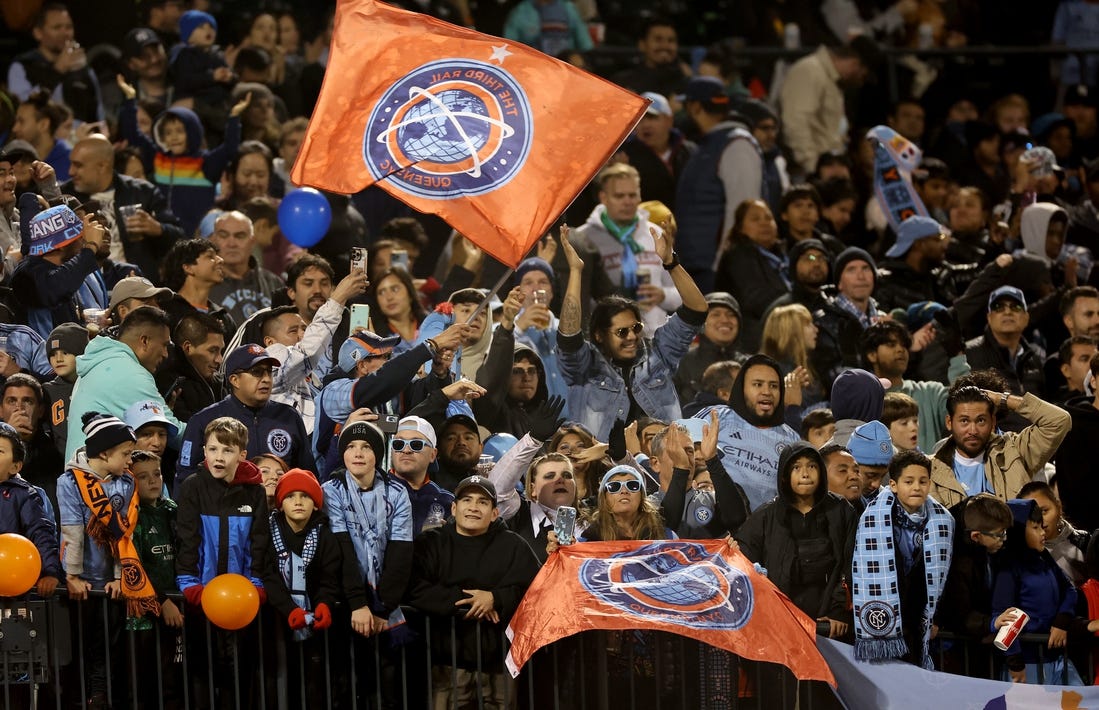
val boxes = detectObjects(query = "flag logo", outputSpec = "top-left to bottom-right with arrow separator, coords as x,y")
364,58 -> 532,200
578,542 -> 754,629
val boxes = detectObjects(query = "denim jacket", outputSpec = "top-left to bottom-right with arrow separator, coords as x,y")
558,307 -> 704,440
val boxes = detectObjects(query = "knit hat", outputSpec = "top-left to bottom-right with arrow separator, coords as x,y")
47,323 -> 89,356
455,475 -> 497,504
788,238 -> 832,282
28,205 -> 84,257
735,98 -> 778,128
833,247 -> 877,286
82,412 -> 136,458
848,420 -> 894,466
338,421 -> 386,457
338,331 -> 401,373
705,291 -> 741,319
275,468 -> 324,508
179,10 -> 217,43
514,257 -> 555,287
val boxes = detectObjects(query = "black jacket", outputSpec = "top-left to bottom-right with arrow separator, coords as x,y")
674,335 -> 745,405
406,518 -> 540,667
660,456 -> 751,539
472,330 -> 548,438
735,442 -> 856,621
62,173 -> 184,282
715,240 -> 789,352
938,502 -> 997,637
1054,395 -> 1099,531
964,326 -> 1046,399
262,511 -> 345,620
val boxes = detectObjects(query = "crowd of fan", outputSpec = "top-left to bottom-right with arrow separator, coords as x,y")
6,0 -> 1099,708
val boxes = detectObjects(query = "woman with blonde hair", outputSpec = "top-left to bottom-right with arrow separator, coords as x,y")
580,466 -> 671,542
762,303 -> 824,410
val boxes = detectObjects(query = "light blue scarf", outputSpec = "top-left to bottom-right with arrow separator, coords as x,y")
600,211 -> 644,292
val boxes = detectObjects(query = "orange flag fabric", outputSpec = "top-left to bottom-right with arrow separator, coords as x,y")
505,539 -> 835,686
291,0 -> 649,267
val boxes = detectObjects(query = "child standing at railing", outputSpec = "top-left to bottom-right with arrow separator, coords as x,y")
991,498 -> 1084,685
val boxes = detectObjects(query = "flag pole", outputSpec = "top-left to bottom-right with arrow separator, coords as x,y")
466,267 -> 515,324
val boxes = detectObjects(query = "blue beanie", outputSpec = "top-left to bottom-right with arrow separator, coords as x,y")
848,420 -> 894,466
515,257 -> 554,286
180,10 -> 217,43
28,205 -> 84,257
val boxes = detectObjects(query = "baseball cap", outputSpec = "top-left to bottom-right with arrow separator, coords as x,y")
454,475 -> 497,504
885,216 -> 946,258
988,286 -> 1027,312
124,27 -> 162,59
338,330 -> 401,373
397,415 -> 437,448
123,399 -> 179,437
677,76 -> 728,105
224,343 -> 281,374
441,413 -> 481,440
641,92 -> 673,117
108,276 -> 172,311
705,291 -> 740,315
1065,84 -> 1099,109
0,140 -> 38,164
1021,146 -> 1060,177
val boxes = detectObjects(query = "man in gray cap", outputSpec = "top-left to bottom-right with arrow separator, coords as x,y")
674,292 -> 745,403
108,275 -> 172,324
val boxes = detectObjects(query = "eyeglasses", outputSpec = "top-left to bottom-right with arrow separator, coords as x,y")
512,366 -> 538,378
800,252 -> 826,262
391,438 -> 430,452
990,301 -> 1025,313
603,479 -> 642,493
973,529 -> 1008,541
611,323 -> 644,339
365,353 -> 392,361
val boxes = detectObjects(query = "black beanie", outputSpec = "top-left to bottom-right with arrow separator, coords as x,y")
338,421 -> 386,457
833,247 -> 877,287
82,411 -> 136,458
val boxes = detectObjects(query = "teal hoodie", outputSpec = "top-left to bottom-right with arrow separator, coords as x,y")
66,336 -> 183,461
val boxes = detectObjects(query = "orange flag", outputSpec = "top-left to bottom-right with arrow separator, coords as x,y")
291,0 -> 649,267
505,539 -> 835,686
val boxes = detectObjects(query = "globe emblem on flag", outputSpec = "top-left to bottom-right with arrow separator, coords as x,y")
579,542 -> 754,629
364,59 -> 533,200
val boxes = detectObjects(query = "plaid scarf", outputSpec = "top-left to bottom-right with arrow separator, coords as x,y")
852,489 -> 953,669
74,467 -> 160,619
270,513 -> 320,641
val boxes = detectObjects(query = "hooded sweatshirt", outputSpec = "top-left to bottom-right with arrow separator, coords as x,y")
119,99 -> 241,236
1018,202 -> 1089,284
829,369 -> 886,446
473,328 -> 550,438
66,335 -> 184,462
695,354 -> 800,510
735,442 -> 856,621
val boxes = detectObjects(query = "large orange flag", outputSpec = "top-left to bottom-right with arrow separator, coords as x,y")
291,0 -> 649,267
505,539 -> 835,686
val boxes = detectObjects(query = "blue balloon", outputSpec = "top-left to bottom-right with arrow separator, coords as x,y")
278,187 -> 332,247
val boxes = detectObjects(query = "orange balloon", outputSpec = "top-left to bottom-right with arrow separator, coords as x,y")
0,533 -> 42,596
201,573 -> 260,630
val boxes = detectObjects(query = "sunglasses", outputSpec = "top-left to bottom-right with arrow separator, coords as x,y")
611,322 -> 644,339
391,438 -> 430,452
974,529 -> 1008,542
604,479 -> 642,493
238,364 -> 274,378
990,301 -> 1025,313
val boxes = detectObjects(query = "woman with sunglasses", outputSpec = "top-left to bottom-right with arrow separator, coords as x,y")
557,222 -> 709,443
580,466 -> 671,543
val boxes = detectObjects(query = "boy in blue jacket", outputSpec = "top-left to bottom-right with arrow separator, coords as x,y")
117,75 -> 249,235
0,421 -> 62,596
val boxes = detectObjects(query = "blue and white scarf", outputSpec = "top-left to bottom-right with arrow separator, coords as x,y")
866,125 -> 929,233
345,472 -> 407,633
852,489 -> 953,669
270,514 -> 320,641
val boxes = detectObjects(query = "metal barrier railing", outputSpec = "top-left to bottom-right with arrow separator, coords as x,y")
0,592 -> 842,710
934,629 -> 1095,686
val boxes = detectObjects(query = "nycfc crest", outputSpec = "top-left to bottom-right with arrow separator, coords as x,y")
363,58 -> 532,200
579,542 -> 754,630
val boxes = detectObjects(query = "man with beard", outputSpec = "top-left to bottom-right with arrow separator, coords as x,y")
693,354 -> 799,510
611,18 -> 691,98
863,320 -> 970,454
390,416 -> 453,536
929,384 -> 1069,509
1044,286 -> 1099,394
434,414 -> 484,493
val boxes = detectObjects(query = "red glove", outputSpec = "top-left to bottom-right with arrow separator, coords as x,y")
287,607 -> 309,630
183,585 -> 204,608
313,603 -> 332,630
255,585 -> 267,605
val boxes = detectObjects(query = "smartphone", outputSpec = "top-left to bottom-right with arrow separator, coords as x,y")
532,289 -> 548,305
390,249 -> 409,270
376,414 -> 399,434
160,376 -> 186,398
636,269 -> 652,286
554,506 -> 577,546
350,247 -> 368,274
350,303 -> 370,333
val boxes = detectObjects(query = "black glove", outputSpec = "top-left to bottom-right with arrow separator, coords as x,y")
607,419 -> 627,461
933,308 -> 964,357
529,395 -> 566,442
